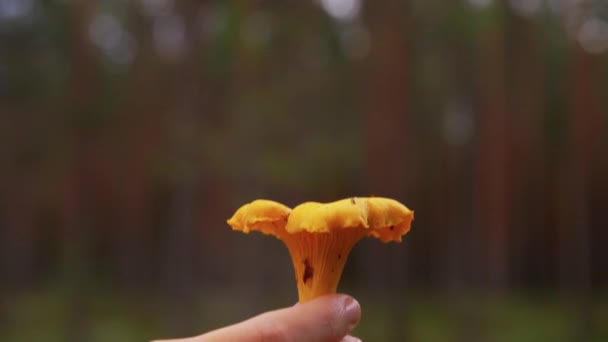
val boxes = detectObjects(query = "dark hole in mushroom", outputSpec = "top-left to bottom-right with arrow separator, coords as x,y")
338,253 -> 342,260
303,259 -> 314,283
389,225 -> 394,230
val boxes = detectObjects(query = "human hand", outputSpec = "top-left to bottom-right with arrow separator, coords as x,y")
152,294 -> 362,342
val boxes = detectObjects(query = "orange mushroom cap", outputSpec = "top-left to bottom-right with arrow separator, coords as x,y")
227,197 -> 414,302
227,199 -> 291,238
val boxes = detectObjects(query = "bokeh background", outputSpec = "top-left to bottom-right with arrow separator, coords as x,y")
1,0 -> 607,341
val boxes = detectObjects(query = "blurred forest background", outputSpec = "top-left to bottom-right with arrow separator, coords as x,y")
1,0 -> 607,341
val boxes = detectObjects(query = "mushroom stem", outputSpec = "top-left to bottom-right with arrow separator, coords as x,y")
283,228 -> 367,303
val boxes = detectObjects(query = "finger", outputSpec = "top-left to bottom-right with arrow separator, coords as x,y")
248,294 -> 361,342
341,335 -> 362,342
194,294 -> 361,342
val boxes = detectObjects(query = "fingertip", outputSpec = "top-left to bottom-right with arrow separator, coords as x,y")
306,294 -> 361,325
251,294 -> 362,342
341,336 -> 362,342
340,295 -> 361,332
308,294 -> 361,336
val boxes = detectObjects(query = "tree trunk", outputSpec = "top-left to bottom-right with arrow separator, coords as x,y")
475,7 -> 509,291
363,1 -> 414,340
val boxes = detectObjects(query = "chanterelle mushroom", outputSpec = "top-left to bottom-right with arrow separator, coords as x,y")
227,197 -> 414,303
